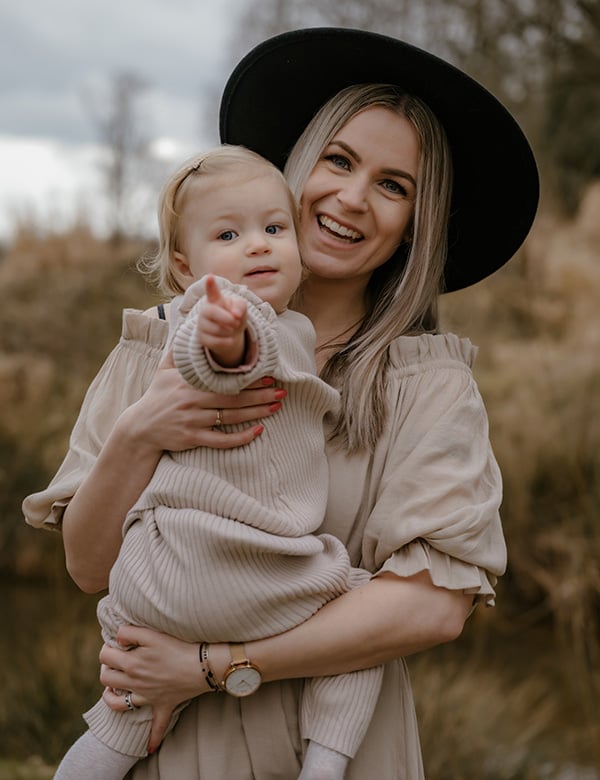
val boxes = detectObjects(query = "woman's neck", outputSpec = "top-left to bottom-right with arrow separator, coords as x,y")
295,275 -> 368,370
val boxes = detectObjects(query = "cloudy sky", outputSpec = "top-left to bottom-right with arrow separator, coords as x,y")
0,0 -> 250,240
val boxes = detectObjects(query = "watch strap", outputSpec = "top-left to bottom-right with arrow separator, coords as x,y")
229,643 -> 248,667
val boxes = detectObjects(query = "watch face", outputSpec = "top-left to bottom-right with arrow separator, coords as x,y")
225,666 -> 261,697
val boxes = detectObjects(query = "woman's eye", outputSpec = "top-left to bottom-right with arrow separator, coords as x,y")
265,224 -> 282,235
381,179 -> 408,197
325,154 -> 350,171
218,230 -> 237,241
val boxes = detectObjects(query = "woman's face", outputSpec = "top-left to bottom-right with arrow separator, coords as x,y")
299,106 -> 419,285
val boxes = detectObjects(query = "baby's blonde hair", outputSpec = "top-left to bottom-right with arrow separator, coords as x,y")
141,145 -> 299,296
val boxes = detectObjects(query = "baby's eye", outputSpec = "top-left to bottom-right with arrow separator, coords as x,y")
325,154 -> 351,171
265,224 -> 282,235
218,230 -> 238,241
381,179 -> 409,197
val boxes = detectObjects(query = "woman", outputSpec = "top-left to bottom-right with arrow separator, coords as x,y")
23,28 -> 538,779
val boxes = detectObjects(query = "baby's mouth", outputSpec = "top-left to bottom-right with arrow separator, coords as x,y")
245,266 -> 277,276
318,215 -> 363,242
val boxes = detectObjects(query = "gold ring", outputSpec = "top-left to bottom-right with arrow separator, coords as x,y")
214,409 -> 224,428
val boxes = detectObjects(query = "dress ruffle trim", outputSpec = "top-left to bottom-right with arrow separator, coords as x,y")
376,539 -> 498,607
121,308 -> 169,352
388,332 -> 477,371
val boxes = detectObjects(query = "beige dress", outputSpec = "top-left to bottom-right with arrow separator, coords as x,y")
23,309 -> 506,780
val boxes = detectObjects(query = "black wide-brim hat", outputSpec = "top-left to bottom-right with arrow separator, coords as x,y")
220,27 -> 539,292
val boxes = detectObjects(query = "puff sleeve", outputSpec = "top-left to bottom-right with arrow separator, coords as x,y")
367,335 -> 506,604
22,310 -> 168,530
323,334 -> 506,606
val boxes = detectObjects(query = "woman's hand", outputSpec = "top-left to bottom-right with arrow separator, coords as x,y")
99,625 -> 209,752
124,348 -> 285,453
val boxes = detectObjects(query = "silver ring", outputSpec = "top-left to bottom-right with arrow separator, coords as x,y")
214,408 -> 224,428
124,692 -> 137,711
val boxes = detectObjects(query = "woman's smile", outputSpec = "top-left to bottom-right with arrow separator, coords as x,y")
317,214 -> 364,243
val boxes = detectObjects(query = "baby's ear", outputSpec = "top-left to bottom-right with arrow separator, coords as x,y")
172,250 -> 193,286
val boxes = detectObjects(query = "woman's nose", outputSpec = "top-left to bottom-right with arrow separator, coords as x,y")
336,176 -> 369,212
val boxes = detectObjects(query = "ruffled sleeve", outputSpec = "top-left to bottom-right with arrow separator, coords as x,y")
324,333 -> 506,606
22,309 -> 168,531
369,334 -> 506,604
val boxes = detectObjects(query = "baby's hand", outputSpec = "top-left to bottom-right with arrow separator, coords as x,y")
197,275 -> 248,367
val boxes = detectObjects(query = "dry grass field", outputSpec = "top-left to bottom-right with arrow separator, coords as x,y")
1,187 -> 599,777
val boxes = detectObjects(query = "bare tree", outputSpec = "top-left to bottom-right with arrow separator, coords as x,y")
229,0 -> 423,62
533,0 -> 600,211
230,0 -> 600,212
83,71 -> 152,243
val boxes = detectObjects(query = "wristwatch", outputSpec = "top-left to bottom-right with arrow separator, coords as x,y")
221,643 -> 262,697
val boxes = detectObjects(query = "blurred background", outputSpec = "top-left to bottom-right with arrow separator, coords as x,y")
1,1 -> 599,777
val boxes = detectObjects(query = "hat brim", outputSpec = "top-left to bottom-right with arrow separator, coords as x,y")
220,27 -> 539,292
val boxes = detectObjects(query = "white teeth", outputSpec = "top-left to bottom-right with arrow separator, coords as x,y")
318,215 -> 362,241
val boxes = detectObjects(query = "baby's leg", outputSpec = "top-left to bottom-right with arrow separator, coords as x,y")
54,730 -> 137,779
298,741 -> 350,780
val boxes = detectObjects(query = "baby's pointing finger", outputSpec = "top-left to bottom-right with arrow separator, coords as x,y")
204,275 -> 223,305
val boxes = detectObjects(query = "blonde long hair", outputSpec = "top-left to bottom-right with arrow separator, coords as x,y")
285,84 -> 453,452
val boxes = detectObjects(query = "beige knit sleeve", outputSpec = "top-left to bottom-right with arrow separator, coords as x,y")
172,276 -> 281,393
22,310 -> 167,530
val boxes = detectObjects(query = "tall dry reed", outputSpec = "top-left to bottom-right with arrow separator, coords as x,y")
441,185 -> 600,772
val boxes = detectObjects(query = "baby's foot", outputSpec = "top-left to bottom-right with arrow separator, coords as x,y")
297,742 -> 349,780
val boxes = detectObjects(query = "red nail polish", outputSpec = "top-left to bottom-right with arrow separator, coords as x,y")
268,402 -> 282,412
274,389 -> 287,400
261,377 -> 275,386
148,747 -> 156,755
253,425 -> 264,436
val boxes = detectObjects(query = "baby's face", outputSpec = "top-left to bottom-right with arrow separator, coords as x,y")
176,173 -> 302,312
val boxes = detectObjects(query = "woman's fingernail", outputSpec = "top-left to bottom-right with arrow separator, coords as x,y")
268,402 -> 282,413
148,747 -> 156,755
253,425 -> 264,437
274,389 -> 287,400
261,377 -> 275,386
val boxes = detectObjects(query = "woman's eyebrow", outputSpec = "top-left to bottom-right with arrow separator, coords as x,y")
331,140 -> 417,188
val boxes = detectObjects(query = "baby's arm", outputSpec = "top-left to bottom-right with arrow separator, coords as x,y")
198,275 -> 248,368
173,276 -> 281,394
